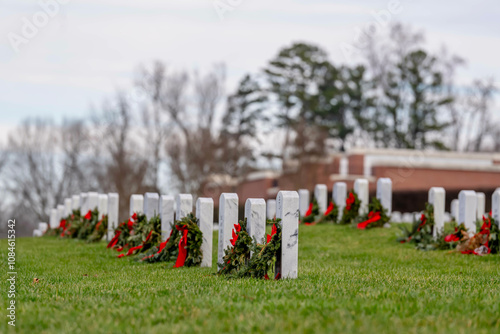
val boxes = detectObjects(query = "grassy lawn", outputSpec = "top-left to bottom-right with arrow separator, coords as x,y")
1,225 -> 499,333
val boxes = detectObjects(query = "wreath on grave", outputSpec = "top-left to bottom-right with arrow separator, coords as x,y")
141,213 -> 203,268
338,191 -> 361,225
87,214 -> 108,243
357,197 -> 390,229
452,213 -> 499,256
218,219 -> 282,280
301,198 -> 338,225
397,203 -> 441,250
60,210 -> 82,238
107,213 -> 137,250
77,209 -> 100,240
114,214 -> 162,258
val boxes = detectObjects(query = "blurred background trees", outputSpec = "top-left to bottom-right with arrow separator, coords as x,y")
2,22 -> 498,236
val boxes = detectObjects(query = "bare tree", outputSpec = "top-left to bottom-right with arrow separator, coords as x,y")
90,93 -> 152,220
135,61 -> 171,192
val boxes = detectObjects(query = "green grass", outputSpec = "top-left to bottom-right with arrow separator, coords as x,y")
1,225 -> 500,334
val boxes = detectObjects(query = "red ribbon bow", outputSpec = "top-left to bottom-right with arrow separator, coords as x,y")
305,203 -> 313,217
84,210 -> 92,220
324,202 -> 334,216
357,211 -> 381,229
346,193 -> 355,211
107,231 -> 121,248
230,223 -> 241,246
174,225 -> 189,268
127,213 -> 138,230
267,224 -> 277,243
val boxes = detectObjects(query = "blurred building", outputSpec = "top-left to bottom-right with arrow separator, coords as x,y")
202,149 -> 500,212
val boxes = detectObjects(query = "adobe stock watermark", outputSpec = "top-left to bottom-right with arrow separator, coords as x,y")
6,219 -> 17,327
213,0 -> 244,21
339,0 -> 405,61
7,0 -> 72,54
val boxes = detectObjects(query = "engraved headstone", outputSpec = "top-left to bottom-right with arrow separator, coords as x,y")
450,199 -> 459,220
275,191 -> 299,279
476,192 -> 486,220
333,182 -> 347,219
107,193 -> 119,240
266,199 -> 276,220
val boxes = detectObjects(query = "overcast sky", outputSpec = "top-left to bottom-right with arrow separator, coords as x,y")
1,0 -> 499,142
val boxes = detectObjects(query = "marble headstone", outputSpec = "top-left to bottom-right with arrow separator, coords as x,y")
107,193 -> 119,240
459,190 -> 477,233
493,188 -> 500,227
64,198 -> 72,216
314,184 -> 328,214
129,194 -> 144,216
476,192 -> 486,220
49,208 -> 58,229
429,187 -> 445,238
160,195 -> 174,241
354,179 -> 369,215
196,197 -> 214,268
298,189 -> 310,217
218,193 -> 238,267
72,195 -> 80,210
98,194 -> 108,216
376,178 -> 392,215
275,191 -> 299,279
144,192 -> 159,220
450,199 -> 459,220
176,194 -> 193,219
333,182 -> 347,219
245,198 -> 266,244
266,199 -> 276,220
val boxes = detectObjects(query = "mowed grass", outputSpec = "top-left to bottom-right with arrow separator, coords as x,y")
1,225 -> 500,334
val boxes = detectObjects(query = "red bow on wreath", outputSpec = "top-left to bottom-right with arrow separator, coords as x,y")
230,222 -> 242,246
304,203 -> 313,217
127,213 -> 138,230
324,202 -> 334,216
267,224 -> 277,243
357,211 -> 381,229
107,231 -> 121,248
346,193 -> 355,211
174,225 -> 189,268
84,210 -> 92,220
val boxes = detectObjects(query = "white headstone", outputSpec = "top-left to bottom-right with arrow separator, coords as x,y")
72,195 -> 80,210
444,212 -> 452,222
354,179 -> 369,215
80,193 -> 88,213
276,191 -> 299,279
428,187 -> 445,238
245,198 -> 266,244
107,193 -> 119,240
98,194 -> 108,216
57,204 -> 65,222
160,195 -> 175,241
459,190 -> 477,233
450,199 -> 459,220
176,194 -> 193,219
298,189 -> 310,217
266,199 -> 276,220
333,182 -> 347,219
49,209 -> 58,229
476,192 -> 486,220
87,192 -> 99,212
314,184 -> 328,214
376,178 -> 392,215
144,192 -> 160,220
64,198 -> 72,216
129,194 -> 144,216
33,229 -> 43,237
38,222 -> 48,233
391,211 -> 402,223
402,212 -> 413,223
218,193 -> 239,267
493,188 -> 500,227
196,198 -> 214,268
